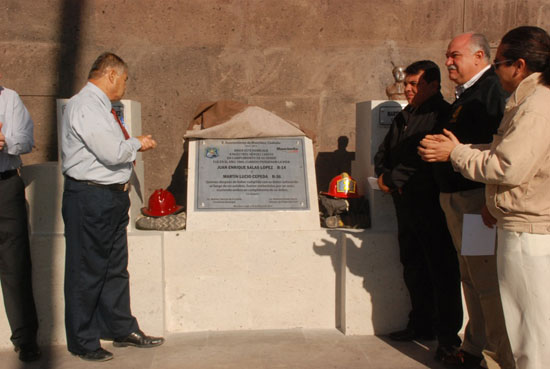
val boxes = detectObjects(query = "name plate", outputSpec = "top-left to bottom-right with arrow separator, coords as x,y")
195,138 -> 309,211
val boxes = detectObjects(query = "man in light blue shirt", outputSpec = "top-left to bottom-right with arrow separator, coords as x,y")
61,52 -> 162,362
0,84 -> 41,362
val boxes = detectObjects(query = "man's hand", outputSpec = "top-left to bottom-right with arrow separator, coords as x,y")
377,174 -> 392,194
481,205 -> 497,228
0,122 -> 5,151
137,134 -> 157,152
418,128 -> 461,162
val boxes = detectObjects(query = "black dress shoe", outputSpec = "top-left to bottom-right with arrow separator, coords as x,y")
113,330 -> 165,348
14,342 -> 41,362
389,327 -> 436,341
438,348 -> 482,368
76,348 -> 113,362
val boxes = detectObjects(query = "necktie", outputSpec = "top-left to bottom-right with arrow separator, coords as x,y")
111,108 -> 130,139
111,108 -> 135,166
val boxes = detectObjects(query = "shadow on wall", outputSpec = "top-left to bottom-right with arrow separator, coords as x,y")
23,164 -> 64,369
311,229 -> 451,369
19,1 -> 87,367
167,141 -> 188,209
312,229 -> 408,335
315,136 -> 355,193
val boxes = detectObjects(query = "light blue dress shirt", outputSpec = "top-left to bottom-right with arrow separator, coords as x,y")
61,82 -> 141,184
0,86 -> 34,172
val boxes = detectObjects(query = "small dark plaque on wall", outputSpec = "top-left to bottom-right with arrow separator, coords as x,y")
195,138 -> 309,211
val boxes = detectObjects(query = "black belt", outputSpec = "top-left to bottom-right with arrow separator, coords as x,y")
66,176 -> 129,192
0,169 -> 18,180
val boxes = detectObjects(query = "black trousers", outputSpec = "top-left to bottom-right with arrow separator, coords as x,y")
62,177 -> 138,355
392,188 -> 462,346
0,174 -> 38,346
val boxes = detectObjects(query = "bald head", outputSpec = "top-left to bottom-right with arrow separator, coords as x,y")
445,32 -> 491,85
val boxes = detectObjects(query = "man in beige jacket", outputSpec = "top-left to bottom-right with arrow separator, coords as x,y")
419,26 -> 550,369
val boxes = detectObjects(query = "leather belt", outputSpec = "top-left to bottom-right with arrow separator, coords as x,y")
66,176 -> 129,192
0,169 -> 18,180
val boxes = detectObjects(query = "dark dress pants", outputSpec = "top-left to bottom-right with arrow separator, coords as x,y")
62,177 -> 138,355
0,174 -> 39,346
392,188 -> 462,346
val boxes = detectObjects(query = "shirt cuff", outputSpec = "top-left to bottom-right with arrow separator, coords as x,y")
128,137 -> 142,151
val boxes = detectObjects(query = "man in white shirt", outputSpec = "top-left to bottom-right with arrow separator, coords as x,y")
0,84 -> 41,362
61,52 -> 161,362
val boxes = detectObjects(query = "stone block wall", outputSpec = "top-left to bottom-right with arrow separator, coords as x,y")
2,0 -> 550,194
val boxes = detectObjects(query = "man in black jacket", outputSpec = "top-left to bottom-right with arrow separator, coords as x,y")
420,33 -> 514,369
374,61 -> 463,354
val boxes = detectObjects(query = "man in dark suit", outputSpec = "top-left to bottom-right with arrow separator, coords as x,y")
420,32 -> 514,369
375,60 -> 462,355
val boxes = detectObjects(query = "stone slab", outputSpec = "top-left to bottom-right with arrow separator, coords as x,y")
162,230 -> 339,332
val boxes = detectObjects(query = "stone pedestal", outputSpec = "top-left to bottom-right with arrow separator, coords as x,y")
351,100 -> 406,230
0,103 -> 421,348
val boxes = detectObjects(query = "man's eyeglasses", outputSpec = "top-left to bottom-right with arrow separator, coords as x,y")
492,59 -> 513,69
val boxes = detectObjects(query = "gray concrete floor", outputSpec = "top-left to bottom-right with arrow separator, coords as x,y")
0,329 -> 448,369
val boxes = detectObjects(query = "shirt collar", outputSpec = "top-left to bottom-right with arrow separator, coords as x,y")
506,72 -> 541,110
84,81 -> 112,110
455,64 -> 491,99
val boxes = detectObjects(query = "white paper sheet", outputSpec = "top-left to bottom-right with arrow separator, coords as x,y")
368,176 -> 380,190
461,213 -> 496,256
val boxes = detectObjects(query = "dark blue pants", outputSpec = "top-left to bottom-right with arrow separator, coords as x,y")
392,188 -> 462,347
62,177 -> 138,355
0,174 -> 38,346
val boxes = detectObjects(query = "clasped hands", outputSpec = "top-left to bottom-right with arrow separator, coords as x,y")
417,129 -> 498,228
377,129 -> 461,194
417,128 -> 460,162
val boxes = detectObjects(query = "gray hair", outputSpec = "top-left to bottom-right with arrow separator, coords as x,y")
468,33 -> 491,61
88,52 -> 128,80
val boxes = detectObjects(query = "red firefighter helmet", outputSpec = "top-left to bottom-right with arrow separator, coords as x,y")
321,172 -> 361,199
141,189 -> 184,217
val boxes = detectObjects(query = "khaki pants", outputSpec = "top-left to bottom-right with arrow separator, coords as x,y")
439,189 -> 514,369
498,229 -> 550,369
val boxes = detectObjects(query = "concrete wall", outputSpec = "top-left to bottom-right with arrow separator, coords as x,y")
2,0 -> 550,195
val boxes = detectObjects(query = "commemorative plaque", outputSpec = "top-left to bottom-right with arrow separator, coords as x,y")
195,138 -> 309,211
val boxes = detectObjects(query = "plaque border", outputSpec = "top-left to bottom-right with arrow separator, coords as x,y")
194,137 -> 310,211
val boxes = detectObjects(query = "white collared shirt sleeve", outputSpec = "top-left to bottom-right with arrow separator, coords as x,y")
69,102 -> 141,166
1,90 -> 34,156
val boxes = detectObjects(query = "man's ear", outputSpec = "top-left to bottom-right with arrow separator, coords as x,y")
514,58 -> 528,77
107,68 -> 117,83
474,50 -> 484,64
